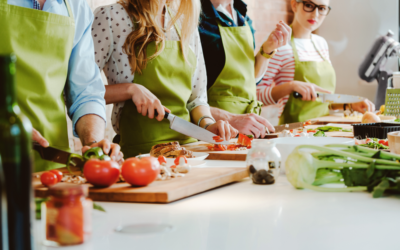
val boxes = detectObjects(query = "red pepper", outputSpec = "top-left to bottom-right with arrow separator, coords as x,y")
215,139 -> 224,142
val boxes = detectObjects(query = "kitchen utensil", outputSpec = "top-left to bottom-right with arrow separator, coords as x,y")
387,131 -> 400,154
156,111 -> 230,145
273,122 -> 304,133
270,137 -> 354,174
352,123 -> 400,139
32,143 -> 84,172
293,92 -> 365,104
136,152 -> 209,165
183,141 -> 248,161
385,89 -> 400,117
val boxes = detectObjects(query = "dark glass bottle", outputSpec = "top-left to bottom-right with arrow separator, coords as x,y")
0,155 -> 8,250
0,54 -> 34,250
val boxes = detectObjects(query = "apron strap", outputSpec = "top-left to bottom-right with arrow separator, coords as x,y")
166,6 -> 181,39
64,0 -> 73,19
290,33 -> 328,62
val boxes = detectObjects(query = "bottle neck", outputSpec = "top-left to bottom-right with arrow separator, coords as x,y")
0,59 -> 18,114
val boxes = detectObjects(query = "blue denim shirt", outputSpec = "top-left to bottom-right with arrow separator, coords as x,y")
199,0 -> 256,90
7,0 -> 106,137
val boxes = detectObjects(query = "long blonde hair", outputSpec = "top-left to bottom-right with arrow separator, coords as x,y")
119,0 -> 200,74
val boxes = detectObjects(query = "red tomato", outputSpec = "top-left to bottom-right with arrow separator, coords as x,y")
121,157 -> 160,187
83,159 -> 121,187
50,169 -> 63,182
174,156 -> 188,166
158,156 -> 167,165
366,138 -> 372,143
41,172 -> 58,187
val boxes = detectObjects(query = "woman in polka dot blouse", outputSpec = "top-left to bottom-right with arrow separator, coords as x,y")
92,0 -> 238,157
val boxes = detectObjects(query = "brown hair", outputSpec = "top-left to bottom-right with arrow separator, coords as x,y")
119,0 -> 200,74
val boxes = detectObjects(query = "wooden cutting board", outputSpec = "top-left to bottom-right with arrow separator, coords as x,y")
310,115 -> 361,125
183,141 -> 248,161
34,167 -> 248,203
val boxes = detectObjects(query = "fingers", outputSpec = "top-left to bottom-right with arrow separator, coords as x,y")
310,85 -> 318,102
223,121 -> 231,141
249,125 -> 261,139
81,146 -> 91,154
99,139 -> 111,155
109,144 -> 123,162
155,104 -> 165,121
163,106 -> 171,113
253,114 -> 275,133
217,121 -> 226,141
314,85 -> 332,94
230,126 -> 239,138
32,128 -> 49,147
276,22 -> 290,44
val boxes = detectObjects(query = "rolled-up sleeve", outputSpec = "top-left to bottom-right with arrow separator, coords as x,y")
65,0 -> 106,137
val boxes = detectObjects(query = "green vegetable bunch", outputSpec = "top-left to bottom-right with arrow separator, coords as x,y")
285,144 -> 400,198
317,126 -> 352,132
313,131 -> 326,137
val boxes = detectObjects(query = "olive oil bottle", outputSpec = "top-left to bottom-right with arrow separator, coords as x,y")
0,54 -> 34,250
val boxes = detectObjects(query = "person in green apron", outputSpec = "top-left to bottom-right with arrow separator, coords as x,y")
258,0 -> 375,124
0,0 -> 123,171
199,0 -> 291,138
93,0 -> 239,158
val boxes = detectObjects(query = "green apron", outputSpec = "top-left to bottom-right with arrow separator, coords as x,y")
279,35 -> 336,124
207,21 -> 262,115
119,12 -> 197,158
0,0 -> 75,171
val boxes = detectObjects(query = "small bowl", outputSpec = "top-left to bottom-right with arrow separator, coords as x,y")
388,131 -> 400,154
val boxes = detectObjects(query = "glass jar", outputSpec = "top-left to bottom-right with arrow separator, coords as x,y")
42,184 -> 92,246
246,140 -> 281,184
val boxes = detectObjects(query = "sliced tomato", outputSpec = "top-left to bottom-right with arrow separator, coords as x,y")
307,130 -> 317,133
158,155 -> 167,165
215,139 -> 224,142
366,138 -> 372,143
213,136 -> 221,140
216,145 -> 227,151
174,156 -> 188,166
290,130 -> 293,133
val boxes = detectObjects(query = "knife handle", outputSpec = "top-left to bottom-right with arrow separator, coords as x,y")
293,92 -> 320,99
154,110 -> 170,119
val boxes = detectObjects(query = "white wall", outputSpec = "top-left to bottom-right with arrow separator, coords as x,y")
318,0 -> 399,102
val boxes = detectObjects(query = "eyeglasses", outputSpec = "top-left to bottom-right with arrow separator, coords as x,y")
297,0 -> 331,16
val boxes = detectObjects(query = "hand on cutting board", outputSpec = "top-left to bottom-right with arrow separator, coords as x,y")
351,99 -> 375,113
229,113 -> 275,139
32,128 -> 49,147
130,83 -> 171,121
206,120 -> 239,141
290,81 -> 332,101
262,21 -> 291,53
82,139 -> 124,165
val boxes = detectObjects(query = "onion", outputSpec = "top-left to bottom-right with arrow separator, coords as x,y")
361,112 -> 381,124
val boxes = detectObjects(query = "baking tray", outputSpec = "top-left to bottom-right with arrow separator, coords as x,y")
352,123 -> 400,139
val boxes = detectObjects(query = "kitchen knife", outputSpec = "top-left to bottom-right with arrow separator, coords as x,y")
293,92 -> 365,104
273,122 -> 304,133
155,111 -> 230,145
32,142 -> 85,172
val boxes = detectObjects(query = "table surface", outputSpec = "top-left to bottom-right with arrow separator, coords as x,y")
34,160 -> 400,250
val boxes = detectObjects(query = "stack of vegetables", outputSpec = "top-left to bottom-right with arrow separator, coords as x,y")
286,144 -> 400,198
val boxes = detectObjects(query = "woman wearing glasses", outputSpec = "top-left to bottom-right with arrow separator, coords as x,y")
257,0 -> 375,124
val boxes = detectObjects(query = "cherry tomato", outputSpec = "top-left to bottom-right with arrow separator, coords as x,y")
40,172 -> 58,187
158,156 -> 167,165
83,159 -> 121,187
121,157 -> 160,187
50,169 -> 63,182
174,156 -> 188,166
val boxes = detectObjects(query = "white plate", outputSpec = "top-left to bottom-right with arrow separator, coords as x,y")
136,152 -> 209,165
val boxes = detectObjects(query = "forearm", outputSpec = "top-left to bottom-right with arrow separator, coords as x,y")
104,83 -> 135,104
191,105 -> 215,128
254,52 -> 270,80
75,114 -> 105,146
271,82 -> 294,102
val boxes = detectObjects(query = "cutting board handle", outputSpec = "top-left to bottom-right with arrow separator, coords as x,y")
154,110 -> 170,119
293,92 -> 320,99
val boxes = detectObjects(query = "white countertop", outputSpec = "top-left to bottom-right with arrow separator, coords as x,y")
35,160 -> 400,250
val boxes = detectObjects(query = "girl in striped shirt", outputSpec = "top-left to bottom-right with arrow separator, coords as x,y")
258,0 -> 374,123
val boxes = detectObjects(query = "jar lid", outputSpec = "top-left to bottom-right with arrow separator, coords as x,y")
49,183 -> 88,197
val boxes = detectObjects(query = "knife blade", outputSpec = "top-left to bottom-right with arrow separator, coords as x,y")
32,143 -> 85,172
273,122 -> 304,133
157,111 -> 230,145
293,92 -> 365,104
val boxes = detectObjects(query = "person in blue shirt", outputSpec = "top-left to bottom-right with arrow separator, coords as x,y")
199,0 -> 291,138
1,0 -> 123,170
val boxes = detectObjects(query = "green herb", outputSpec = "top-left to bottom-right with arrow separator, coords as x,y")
247,135 -> 254,139
35,198 -> 106,220
316,126 -> 352,132
395,118 -> 400,122
313,131 -> 326,137
285,144 -> 400,198
360,142 -> 389,150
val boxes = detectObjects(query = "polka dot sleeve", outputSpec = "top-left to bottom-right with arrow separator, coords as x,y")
186,29 -> 209,112
92,6 -> 113,73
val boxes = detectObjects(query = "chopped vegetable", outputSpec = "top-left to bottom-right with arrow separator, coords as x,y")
285,144 -> 400,198
174,156 -> 188,166
316,126 -> 352,132
238,133 -> 253,148
313,131 -> 326,137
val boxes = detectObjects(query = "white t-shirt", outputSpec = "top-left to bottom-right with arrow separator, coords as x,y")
257,34 -> 331,117
92,3 -> 208,133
